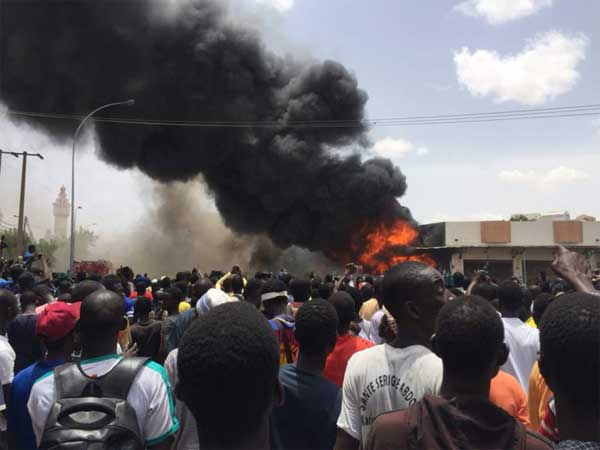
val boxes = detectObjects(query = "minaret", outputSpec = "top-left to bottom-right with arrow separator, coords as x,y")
53,186 -> 70,239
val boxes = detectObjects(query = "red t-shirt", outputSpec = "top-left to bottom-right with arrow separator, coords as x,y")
323,333 -> 374,387
130,291 -> 153,301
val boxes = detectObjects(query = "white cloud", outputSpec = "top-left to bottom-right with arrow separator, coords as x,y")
499,166 -> 589,192
538,166 -> 589,189
373,137 -> 430,160
455,0 -> 553,24
253,0 -> 294,12
498,169 -> 536,182
454,31 -> 588,105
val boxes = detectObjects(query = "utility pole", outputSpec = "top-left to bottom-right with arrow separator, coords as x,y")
1,150 -> 45,258
16,153 -> 28,257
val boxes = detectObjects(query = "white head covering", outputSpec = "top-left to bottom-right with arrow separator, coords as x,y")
196,288 -> 236,315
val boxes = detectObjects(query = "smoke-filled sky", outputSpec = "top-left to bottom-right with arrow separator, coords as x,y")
1,0 -> 599,274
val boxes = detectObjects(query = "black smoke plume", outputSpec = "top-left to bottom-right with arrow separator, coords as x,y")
0,0 -> 411,262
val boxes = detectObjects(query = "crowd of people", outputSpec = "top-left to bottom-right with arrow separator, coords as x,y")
0,245 -> 597,450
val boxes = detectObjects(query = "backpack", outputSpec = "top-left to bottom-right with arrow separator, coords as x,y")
39,357 -> 149,450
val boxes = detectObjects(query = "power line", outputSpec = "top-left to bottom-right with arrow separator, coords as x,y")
7,102 -> 600,124
3,103 -> 600,128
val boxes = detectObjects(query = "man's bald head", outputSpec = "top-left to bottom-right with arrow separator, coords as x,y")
80,290 -> 125,339
71,280 -> 105,303
382,262 -> 446,337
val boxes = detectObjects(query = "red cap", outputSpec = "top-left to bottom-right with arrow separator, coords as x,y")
36,301 -> 81,342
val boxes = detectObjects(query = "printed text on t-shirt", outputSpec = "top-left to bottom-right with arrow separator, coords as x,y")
359,374 -> 417,413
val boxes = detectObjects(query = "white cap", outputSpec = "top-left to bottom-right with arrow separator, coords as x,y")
196,288 -> 237,315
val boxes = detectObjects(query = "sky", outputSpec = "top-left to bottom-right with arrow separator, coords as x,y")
0,0 -> 599,265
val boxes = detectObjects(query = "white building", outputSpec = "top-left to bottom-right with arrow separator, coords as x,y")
52,186 -> 70,239
519,211 -> 571,221
419,220 -> 600,283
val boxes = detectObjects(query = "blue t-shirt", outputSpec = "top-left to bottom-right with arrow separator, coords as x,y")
7,314 -> 44,375
123,296 -> 134,313
8,359 -> 64,450
271,364 -> 341,450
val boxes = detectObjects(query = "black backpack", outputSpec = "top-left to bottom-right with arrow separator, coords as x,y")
39,357 -> 149,450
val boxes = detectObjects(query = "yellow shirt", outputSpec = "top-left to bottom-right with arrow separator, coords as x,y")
528,360 -> 553,431
178,301 -> 191,313
526,316 -> 537,328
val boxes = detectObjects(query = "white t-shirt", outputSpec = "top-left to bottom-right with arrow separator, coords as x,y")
358,320 -> 372,342
0,335 -> 15,431
28,354 -> 179,447
501,317 -> 540,391
337,344 -> 443,447
368,310 -> 385,345
164,349 -> 199,450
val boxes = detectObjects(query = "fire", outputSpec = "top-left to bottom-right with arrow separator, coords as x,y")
353,219 -> 436,274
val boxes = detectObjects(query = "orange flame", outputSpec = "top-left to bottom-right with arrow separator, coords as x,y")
353,219 -> 436,274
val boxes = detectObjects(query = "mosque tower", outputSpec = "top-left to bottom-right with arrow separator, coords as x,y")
53,186 -> 70,239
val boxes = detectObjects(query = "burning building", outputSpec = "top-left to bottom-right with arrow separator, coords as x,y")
0,0 -> 432,272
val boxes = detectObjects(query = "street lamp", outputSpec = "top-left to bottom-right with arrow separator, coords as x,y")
69,100 -> 135,272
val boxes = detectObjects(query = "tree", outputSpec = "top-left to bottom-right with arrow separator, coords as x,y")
0,226 -> 98,270
0,228 -> 33,260
36,238 -> 61,267
510,214 -> 530,222
75,227 -> 98,260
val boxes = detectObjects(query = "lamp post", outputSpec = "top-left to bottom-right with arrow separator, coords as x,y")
69,100 -> 134,273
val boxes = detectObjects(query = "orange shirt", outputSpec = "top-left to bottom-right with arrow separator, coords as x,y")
323,333 -> 374,387
528,360 -> 553,431
489,370 -> 531,427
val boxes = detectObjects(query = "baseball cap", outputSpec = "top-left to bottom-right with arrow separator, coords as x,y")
36,301 -> 81,342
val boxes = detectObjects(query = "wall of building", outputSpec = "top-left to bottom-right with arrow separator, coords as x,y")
54,216 -> 68,240
511,222 -> 553,246
583,222 -> 600,246
444,220 -> 600,247
444,222 -> 481,247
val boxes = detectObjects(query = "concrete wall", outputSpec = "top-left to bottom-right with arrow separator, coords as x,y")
443,221 -> 600,247
583,222 -> 600,246
511,222 -> 553,246
444,222 -> 482,247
